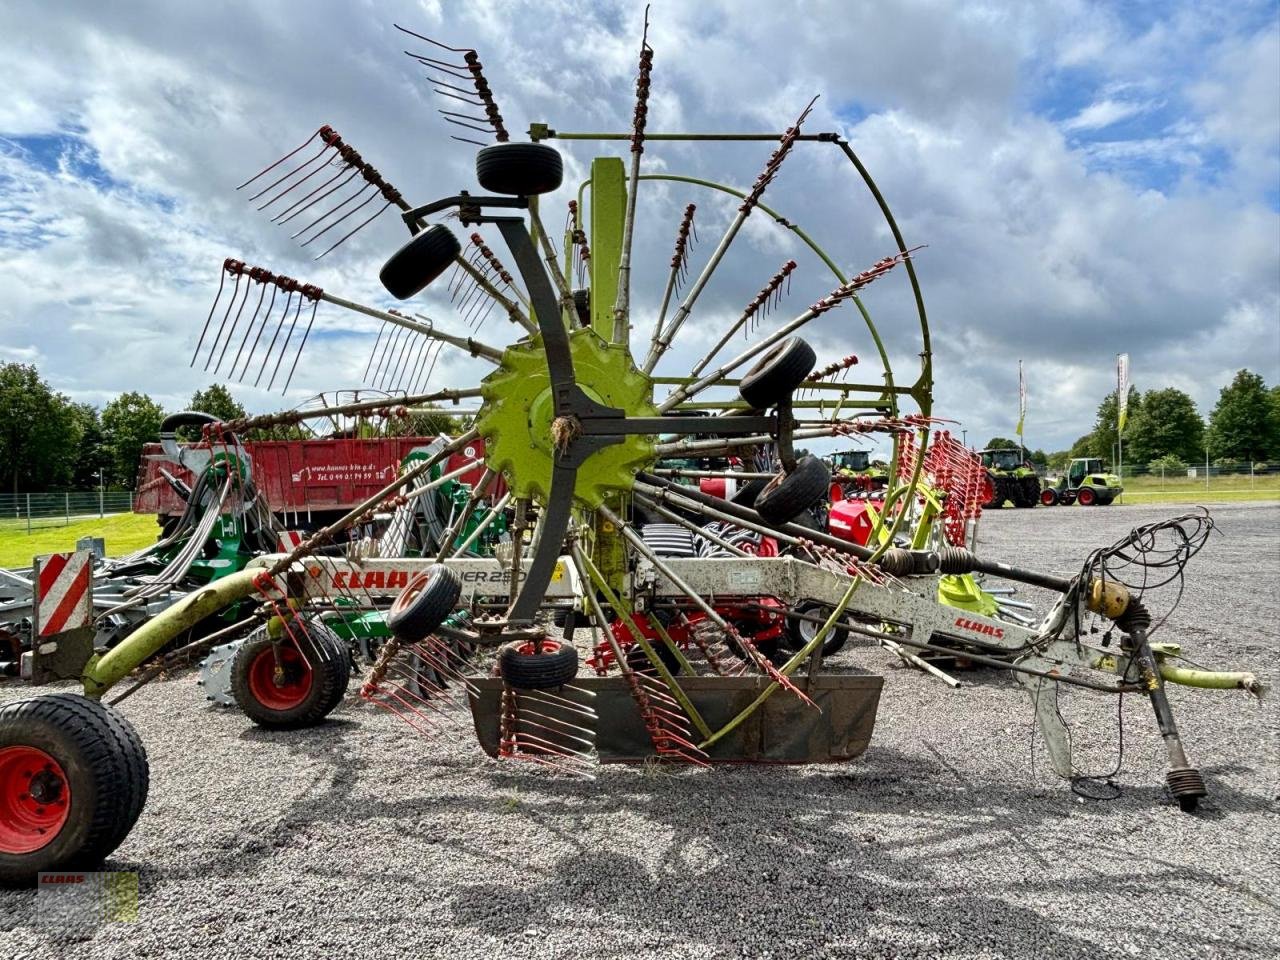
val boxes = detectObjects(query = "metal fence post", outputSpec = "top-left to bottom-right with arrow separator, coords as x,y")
26,493 -> 31,534
65,491 -> 70,525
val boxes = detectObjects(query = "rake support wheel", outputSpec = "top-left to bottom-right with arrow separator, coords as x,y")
232,622 -> 351,729
755,456 -> 831,526
738,337 -> 817,409
380,224 -> 462,300
498,639 -> 579,690
476,142 -> 564,196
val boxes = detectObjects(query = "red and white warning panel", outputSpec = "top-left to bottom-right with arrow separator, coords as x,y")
35,551 -> 93,637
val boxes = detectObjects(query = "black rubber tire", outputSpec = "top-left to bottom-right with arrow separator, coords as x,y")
1077,487 -> 1097,506
476,143 -> 564,196
380,224 -> 461,300
231,623 -> 350,730
386,564 -> 462,643
737,337 -> 816,409
1097,494 -> 1115,506
1040,488 -> 1058,507
982,475 -> 1004,509
0,693 -> 149,887
571,288 -> 591,327
497,639 -> 578,690
755,456 -> 831,527
783,602 -> 851,656
731,476 -> 770,508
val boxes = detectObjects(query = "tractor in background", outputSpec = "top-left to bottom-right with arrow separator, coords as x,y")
1040,457 -> 1123,506
828,448 -> 889,499
979,447 -> 1040,509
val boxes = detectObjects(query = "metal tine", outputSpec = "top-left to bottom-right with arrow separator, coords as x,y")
384,326 -> 418,390
442,116 -> 497,136
254,150 -> 340,211
647,203 -> 697,356
382,665 -> 458,720
371,324 -> 404,387
405,334 -> 436,393
313,198 -> 396,260
230,283 -> 277,379
294,182 -> 378,245
517,688 -> 599,722
505,740 -> 598,776
472,296 -> 498,332
271,165 -> 361,224
410,639 -> 479,695
363,321 -> 389,381
509,710 -> 596,749
238,288 -> 291,382
216,277 -> 268,374
205,276 -> 252,372
439,108 -> 495,125
507,724 -> 597,765
244,139 -> 335,202
255,294 -> 302,387
191,263 -> 230,366
610,3 -> 654,344
236,128 -> 324,191
413,341 -> 444,394
643,94 -> 819,373
370,682 -> 446,734
409,57 -> 472,81
267,295 -> 309,392
690,259 -> 797,379
281,298 -> 321,392
392,334 -> 429,393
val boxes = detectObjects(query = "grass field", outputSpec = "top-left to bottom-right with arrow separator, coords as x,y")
0,512 -> 158,568
1111,473 -> 1280,504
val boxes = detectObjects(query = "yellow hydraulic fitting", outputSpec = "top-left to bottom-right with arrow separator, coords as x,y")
1087,578 -> 1130,620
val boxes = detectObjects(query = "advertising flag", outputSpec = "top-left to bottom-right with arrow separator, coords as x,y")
1117,353 -> 1131,432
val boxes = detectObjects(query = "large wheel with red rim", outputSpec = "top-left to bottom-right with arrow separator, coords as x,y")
1077,487 -> 1097,506
0,693 -> 149,887
1040,488 -> 1058,506
231,620 -> 350,729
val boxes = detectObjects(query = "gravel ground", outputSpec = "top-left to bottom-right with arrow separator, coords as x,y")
1,501 -> 1276,959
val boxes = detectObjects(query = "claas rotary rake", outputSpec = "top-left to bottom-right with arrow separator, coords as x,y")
0,12 -> 1266,886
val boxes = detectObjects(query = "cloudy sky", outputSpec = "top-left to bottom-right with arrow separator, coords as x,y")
1,0 -> 1276,453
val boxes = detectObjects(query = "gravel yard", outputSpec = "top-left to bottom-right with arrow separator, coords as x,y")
1,501 -> 1276,959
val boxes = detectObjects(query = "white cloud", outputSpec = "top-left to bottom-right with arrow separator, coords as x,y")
0,0 -> 1275,455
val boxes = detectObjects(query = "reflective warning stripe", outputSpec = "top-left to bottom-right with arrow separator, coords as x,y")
37,552 -> 92,636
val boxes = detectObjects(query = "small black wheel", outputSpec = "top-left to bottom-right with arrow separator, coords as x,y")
737,337 -> 816,409
231,621 -> 351,729
476,142 -> 564,196
498,639 -> 579,689
571,288 -> 591,327
755,456 -> 831,526
0,693 -> 149,887
784,601 -> 851,656
387,565 -> 462,642
380,224 -> 461,300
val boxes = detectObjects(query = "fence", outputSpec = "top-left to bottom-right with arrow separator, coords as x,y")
0,491 -> 136,532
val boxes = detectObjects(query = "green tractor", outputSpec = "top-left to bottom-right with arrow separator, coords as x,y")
828,449 -> 889,495
1040,457 -> 1123,506
978,448 -> 1040,509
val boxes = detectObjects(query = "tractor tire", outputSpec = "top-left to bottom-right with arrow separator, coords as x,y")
497,639 -> 578,689
476,142 -> 564,196
1040,488 -> 1059,506
1077,487 -> 1097,506
737,337 -> 816,409
981,474 -> 1003,509
730,476 -> 770,508
231,623 -> 350,729
1015,477 -> 1039,508
755,456 -> 830,527
387,565 -> 462,643
783,601 -> 850,656
380,224 -> 462,300
571,288 -> 591,327
0,693 -> 149,887
1096,494 -> 1115,506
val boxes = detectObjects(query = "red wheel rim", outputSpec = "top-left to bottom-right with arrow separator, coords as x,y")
0,745 -> 71,854
247,644 -> 313,710
1040,490 -> 1055,505
1078,488 -> 1095,505
516,640 -> 562,657
391,572 -> 432,615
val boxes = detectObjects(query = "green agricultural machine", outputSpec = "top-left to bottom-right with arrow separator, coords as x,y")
978,448 -> 1040,508
0,14 -> 1263,888
1040,457 -> 1124,506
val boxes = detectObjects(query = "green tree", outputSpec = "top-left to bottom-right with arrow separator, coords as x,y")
1080,387 -> 1142,464
983,437 -> 1019,450
1126,388 -> 1205,464
1046,450 -> 1071,471
101,392 -> 166,488
69,402 -> 111,489
181,384 -> 248,440
1147,453 -> 1188,474
0,363 -> 82,493
1207,370 -> 1277,462
1028,448 -> 1048,467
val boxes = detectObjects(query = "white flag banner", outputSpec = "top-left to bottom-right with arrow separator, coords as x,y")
1117,353 -> 1131,431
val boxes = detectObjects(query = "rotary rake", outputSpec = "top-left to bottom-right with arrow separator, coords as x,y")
0,12 -> 1267,886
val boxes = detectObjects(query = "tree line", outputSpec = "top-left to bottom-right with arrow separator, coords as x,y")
986,369 -> 1280,474
0,363 -> 460,493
